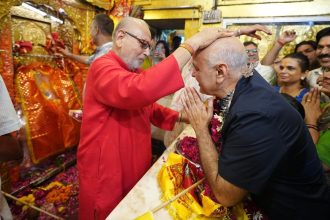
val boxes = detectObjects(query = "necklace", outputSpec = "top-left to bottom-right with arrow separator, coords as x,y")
209,90 -> 235,152
214,90 -> 235,118
244,62 -> 256,78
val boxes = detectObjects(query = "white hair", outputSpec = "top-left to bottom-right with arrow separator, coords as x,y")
209,38 -> 248,79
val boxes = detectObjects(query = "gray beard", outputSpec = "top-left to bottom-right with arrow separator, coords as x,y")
129,59 -> 142,71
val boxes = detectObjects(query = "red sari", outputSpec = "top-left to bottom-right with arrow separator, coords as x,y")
78,51 -> 184,219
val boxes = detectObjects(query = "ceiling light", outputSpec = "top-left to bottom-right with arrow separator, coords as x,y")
21,2 -> 63,24
22,3 -> 47,16
50,16 -> 63,24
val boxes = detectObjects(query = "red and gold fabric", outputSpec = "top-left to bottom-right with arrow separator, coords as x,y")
109,0 -> 131,18
15,62 -> 82,163
85,0 -> 115,10
63,59 -> 86,97
0,22 -> 15,102
158,152 -> 249,220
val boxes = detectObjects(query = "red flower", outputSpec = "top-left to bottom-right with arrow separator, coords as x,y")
176,136 -> 200,164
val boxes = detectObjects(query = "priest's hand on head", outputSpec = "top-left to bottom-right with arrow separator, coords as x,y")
185,28 -> 235,52
237,24 -> 272,40
181,87 -> 214,133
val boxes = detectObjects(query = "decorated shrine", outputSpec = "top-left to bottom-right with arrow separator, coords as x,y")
0,0 -> 134,218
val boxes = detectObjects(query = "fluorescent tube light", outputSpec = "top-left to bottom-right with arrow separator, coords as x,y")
21,2 -> 63,24
50,16 -> 63,24
22,3 -> 47,16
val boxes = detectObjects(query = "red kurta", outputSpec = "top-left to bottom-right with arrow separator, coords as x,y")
78,51 -> 184,219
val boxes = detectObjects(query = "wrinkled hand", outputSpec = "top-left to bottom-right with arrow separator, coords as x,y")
321,71 -> 330,97
279,30 -> 297,44
238,24 -> 272,40
302,88 -> 322,124
181,87 -> 214,132
186,28 -> 235,51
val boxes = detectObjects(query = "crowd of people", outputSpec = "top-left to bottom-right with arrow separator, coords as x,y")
1,12 -> 330,220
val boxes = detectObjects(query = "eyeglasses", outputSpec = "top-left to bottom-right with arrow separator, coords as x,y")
246,49 -> 258,53
122,31 -> 151,50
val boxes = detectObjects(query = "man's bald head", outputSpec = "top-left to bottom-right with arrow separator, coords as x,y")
192,37 -> 248,97
113,17 -> 151,42
194,37 -> 248,77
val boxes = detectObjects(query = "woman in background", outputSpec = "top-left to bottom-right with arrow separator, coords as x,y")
275,53 -> 310,102
152,40 -> 170,65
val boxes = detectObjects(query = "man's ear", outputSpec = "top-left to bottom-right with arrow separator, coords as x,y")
95,26 -> 100,35
215,63 -> 228,84
115,30 -> 125,47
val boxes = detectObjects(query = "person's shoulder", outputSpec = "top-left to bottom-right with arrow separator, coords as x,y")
230,90 -> 302,131
97,43 -> 112,57
255,63 -> 273,70
104,42 -> 113,50
233,77 -> 287,116
0,77 -> 21,134
255,63 -> 274,75
90,52 -> 117,69
309,67 -> 322,75
301,87 -> 310,94
243,73 -> 276,94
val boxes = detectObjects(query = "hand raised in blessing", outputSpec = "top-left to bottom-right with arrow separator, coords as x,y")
236,24 -> 272,40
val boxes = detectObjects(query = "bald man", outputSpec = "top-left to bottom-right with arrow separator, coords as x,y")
182,37 -> 330,219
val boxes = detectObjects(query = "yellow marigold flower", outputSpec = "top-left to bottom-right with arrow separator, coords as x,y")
58,206 -> 65,212
16,194 -> 35,211
39,181 -> 63,190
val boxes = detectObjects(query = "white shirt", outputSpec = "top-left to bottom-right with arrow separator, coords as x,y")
307,67 -> 330,102
0,75 -> 20,220
0,177 -> 13,220
87,42 -> 113,65
308,67 -> 323,88
255,63 -> 276,85
0,76 -> 21,136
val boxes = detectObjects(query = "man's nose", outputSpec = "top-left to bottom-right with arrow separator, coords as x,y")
280,68 -> 287,74
321,47 -> 330,55
144,47 -> 150,57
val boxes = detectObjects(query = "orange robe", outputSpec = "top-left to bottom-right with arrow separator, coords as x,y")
78,51 -> 184,219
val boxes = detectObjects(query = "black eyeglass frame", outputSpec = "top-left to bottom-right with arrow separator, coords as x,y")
122,30 -> 151,50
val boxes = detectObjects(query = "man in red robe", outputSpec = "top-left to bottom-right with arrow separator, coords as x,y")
78,16 -> 269,219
